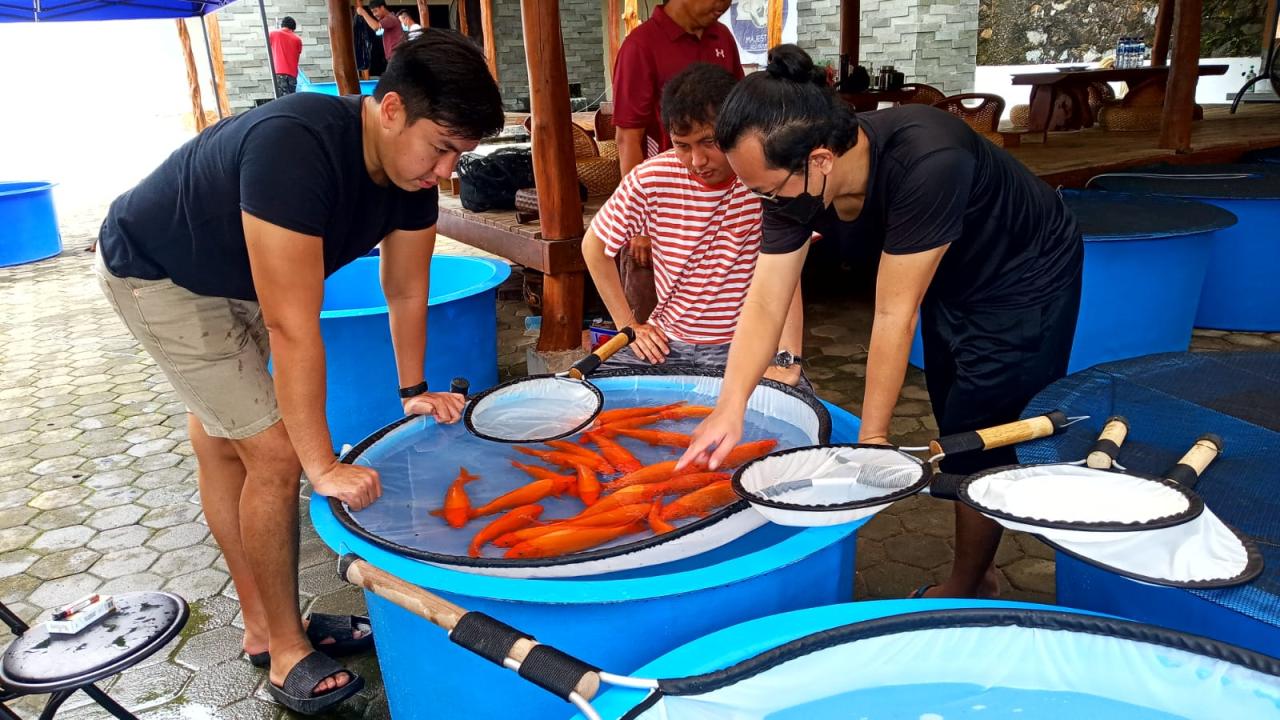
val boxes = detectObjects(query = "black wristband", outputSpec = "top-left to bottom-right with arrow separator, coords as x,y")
398,381 -> 428,399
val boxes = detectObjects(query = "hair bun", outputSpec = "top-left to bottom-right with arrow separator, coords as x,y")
765,44 -> 821,85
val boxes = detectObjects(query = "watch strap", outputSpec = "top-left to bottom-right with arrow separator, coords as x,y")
398,381 -> 429,399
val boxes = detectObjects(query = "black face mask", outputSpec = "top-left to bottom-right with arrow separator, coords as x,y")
773,164 -> 829,226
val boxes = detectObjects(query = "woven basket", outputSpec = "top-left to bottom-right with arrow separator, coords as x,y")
597,140 -> 619,161
1097,104 -> 1161,131
577,156 -> 621,197
1010,104 -> 1030,129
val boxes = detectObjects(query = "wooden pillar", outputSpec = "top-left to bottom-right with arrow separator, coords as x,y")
606,0 -> 621,79
840,0 -> 860,66
522,0 -> 585,353
203,13 -> 232,117
1152,0 -> 1175,66
767,0 -> 783,48
480,0 -> 499,80
458,0 -> 470,36
177,19 -> 208,131
328,0 -> 359,95
1158,0 -> 1203,152
416,0 -> 430,27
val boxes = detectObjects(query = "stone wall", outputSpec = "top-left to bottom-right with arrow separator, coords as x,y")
797,0 -> 979,94
978,0 -> 1265,65
214,0 -> 335,112
494,0 -> 607,110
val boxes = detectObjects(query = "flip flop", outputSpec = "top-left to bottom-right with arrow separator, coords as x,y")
909,584 -> 934,599
245,613 -> 374,668
266,651 -> 364,714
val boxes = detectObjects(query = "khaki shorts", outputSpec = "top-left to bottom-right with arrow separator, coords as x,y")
94,251 -> 281,440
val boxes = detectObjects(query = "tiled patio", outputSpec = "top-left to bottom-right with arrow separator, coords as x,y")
2,212 -> 1277,719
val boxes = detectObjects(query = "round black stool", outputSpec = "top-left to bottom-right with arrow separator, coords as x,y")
0,592 -> 188,720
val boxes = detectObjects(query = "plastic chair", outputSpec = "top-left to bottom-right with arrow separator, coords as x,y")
0,593 -> 188,720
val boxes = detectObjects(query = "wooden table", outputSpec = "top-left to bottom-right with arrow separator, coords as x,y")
1011,65 -> 1228,135
839,88 -> 923,113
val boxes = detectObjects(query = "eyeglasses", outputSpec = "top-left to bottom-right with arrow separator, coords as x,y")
750,164 -> 806,203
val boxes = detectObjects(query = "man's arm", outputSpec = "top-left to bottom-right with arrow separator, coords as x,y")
583,227 -> 668,361
617,127 -> 647,178
379,227 -> 464,423
354,0 -> 380,32
763,281 -> 805,386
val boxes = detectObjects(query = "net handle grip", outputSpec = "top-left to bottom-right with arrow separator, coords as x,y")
929,411 -> 1069,457
568,327 -> 635,380
1086,416 -> 1129,469
1166,434 -> 1224,488
338,554 -> 602,700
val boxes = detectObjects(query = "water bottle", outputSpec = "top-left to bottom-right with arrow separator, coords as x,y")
1115,37 -> 1128,69
1121,37 -> 1133,69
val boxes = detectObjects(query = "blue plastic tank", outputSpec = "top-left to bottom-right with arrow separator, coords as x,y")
310,400 -> 863,720
0,182 -> 62,268
319,255 -> 510,451
298,79 -> 380,96
909,190 -> 1234,371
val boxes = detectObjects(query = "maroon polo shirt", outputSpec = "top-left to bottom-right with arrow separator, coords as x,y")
612,5 -> 744,157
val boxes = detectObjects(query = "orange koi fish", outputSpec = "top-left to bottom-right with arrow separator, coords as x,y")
472,475 -> 576,518
611,428 -> 693,449
494,524 -> 567,547
661,480 -> 739,521
587,433 -> 643,473
573,461 -> 602,506
575,484 -> 666,518
652,472 -> 731,497
516,446 -> 611,474
595,402 -> 686,427
545,441 -> 615,473
718,439 -> 780,468
496,503 -> 654,547
579,415 -> 663,440
511,461 -> 574,483
428,467 -> 479,529
468,505 -> 544,557
656,405 -> 715,421
648,501 -> 676,534
504,522 -> 647,559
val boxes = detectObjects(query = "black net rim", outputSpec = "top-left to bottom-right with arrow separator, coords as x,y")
331,368 -> 833,569
731,444 -> 933,512
958,462 -> 1207,532
620,606 -> 1280,715
461,373 -> 605,445
1035,520 -> 1265,589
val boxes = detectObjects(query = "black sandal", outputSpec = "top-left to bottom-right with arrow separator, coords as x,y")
246,613 -> 374,667
266,651 -> 364,714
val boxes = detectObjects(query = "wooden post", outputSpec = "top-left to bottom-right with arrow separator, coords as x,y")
767,0 -> 783,48
480,0 -> 499,81
840,0 -> 860,75
458,0 -> 470,36
203,13 -> 232,117
521,0 -> 585,353
177,19 -> 208,131
1152,0 -> 1175,66
417,0 -> 430,28
328,0 -> 359,95
1158,0 -> 1203,152
606,0 -> 621,79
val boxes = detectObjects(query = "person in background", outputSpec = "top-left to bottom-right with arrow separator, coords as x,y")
356,0 -> 405,63
398,9 -> 424,41
610,0 -> 743,333
93,31 -> 503,714
584,63 -> 809,391
679,45 -> 1083,601
269,16 -> 303,96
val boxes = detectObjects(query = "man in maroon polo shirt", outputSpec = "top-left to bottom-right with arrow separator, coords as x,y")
355,0 -> 405,62
611,0 -> 743,322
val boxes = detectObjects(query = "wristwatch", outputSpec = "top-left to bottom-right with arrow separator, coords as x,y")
398,381 -> 429,399
772,350 -> 804,369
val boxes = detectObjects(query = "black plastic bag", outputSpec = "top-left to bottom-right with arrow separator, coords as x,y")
457,147 -> 536,212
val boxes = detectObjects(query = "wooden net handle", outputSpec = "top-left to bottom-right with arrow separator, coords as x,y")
1086,416 -> 1130,469
929,411 -> 1069,457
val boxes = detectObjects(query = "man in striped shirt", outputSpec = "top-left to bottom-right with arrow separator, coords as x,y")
584,63 -> 808,390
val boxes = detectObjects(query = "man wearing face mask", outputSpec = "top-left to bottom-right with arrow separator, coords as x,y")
94,31 -> 502,715
678,45 -> 1083,601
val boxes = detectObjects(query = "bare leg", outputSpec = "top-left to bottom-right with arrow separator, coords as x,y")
924,504 -> 1001,598
187,415 -> 271,656
232,421 -> 349,694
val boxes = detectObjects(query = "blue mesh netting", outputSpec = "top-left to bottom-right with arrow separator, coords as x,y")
1088,163 -> 1280,200
1059,190 -> 1237,241
1245,147 -> 1280,165
1019,351 -> 1280,625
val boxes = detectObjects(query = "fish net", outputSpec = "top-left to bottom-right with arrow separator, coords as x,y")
622,608 -> 1280,720
332,371 -> 829,578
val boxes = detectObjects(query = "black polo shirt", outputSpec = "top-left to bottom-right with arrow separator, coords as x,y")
763,104 -> 1082,309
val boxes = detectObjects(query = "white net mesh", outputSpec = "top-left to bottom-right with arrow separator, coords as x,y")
965,465 -> 1195,527
466,375 -> 601,443
740,447 -> 926,508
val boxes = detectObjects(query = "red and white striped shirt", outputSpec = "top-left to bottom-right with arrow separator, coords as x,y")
590,151 -> 762,344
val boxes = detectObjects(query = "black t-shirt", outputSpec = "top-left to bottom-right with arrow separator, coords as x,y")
763,105 -> 1082,309
98,93 -> 439,301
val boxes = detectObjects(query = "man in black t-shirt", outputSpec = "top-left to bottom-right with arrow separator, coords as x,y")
94,31 -> 502,714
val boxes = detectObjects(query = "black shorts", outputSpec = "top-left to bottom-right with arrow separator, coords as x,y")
920,274 -> 1082,476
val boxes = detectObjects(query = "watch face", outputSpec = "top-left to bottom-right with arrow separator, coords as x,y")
774,351 -> 794,368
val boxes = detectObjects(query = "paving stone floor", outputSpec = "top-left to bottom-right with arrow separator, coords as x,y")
2,218 -> 1278,719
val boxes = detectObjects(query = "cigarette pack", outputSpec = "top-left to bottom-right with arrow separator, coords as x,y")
46,595 -> 116,635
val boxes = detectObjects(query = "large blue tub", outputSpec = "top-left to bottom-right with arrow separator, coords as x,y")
0,182 -> 62,268
1089,164 -> 1280,331
298,78 -> 380,96
908,190 -> 1233,372
319,255 -> 509,451
583,599 -> 1280,719
310,398 -> 863,720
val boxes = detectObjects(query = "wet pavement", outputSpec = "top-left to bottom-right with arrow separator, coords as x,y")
2,216 -> 1277,719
